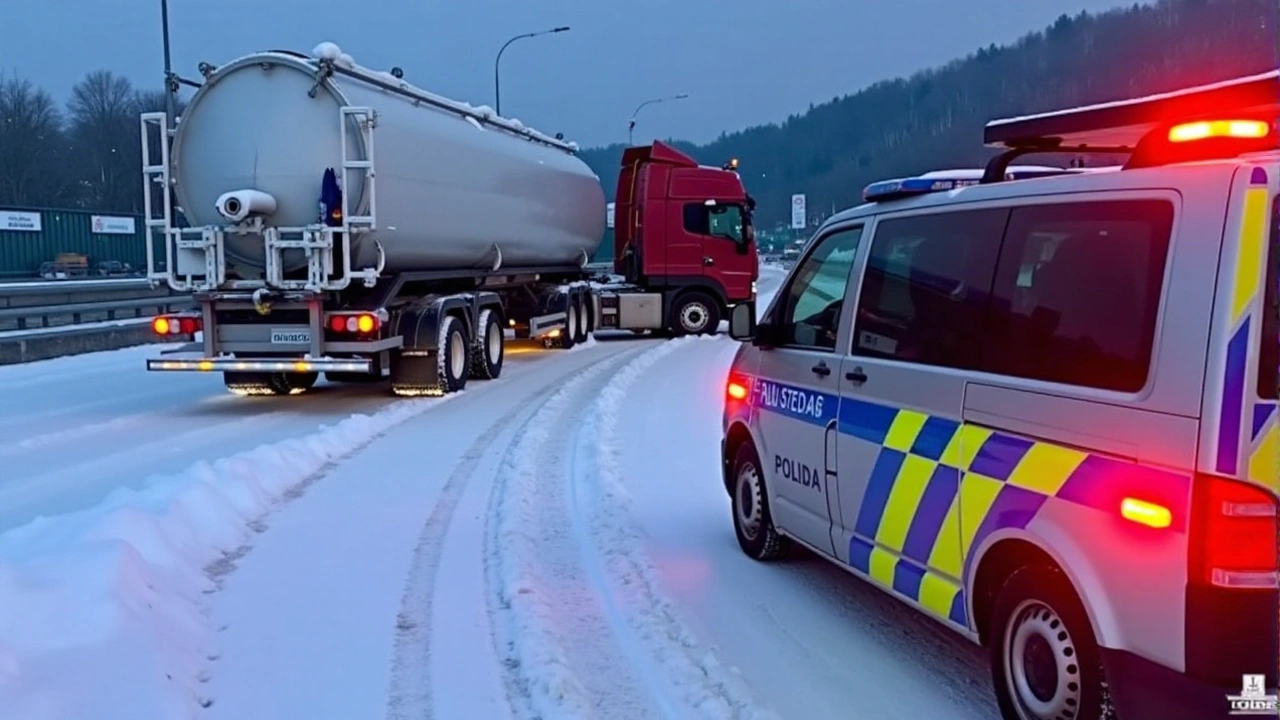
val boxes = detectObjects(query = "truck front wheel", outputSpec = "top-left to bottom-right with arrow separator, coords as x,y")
669,292 -> 721,336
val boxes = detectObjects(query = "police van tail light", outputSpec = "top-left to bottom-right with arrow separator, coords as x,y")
726,377 -> 749,401
1190,473 -> 1279,589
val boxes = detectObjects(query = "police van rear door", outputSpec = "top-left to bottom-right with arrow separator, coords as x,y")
1207,160 -> 1280,493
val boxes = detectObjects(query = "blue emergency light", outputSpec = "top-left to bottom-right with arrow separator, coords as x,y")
862,166 -> 1090,202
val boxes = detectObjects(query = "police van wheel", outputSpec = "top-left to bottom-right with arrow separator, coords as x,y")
991,567 -> 1109,720
730,441 -> 789,560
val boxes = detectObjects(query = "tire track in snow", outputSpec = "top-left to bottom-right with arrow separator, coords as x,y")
485,345 -> 661,720
384,372 -> 579,720
568,336 -> 779,720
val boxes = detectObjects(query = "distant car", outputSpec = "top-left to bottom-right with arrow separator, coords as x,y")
721,72 -> 1279,720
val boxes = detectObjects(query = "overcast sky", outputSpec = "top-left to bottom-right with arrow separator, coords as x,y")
5,0 -> 1139,148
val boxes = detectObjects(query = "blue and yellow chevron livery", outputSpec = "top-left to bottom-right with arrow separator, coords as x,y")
1220,166 -> 1277,491
743,376 -> 1191,632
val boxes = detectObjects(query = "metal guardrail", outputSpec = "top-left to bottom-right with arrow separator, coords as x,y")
0,279 -> 191,337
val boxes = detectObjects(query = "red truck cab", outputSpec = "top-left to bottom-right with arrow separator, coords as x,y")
613,142 -> 758,333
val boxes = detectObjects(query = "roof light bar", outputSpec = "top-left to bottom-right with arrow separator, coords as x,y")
984,70 -> 1279,149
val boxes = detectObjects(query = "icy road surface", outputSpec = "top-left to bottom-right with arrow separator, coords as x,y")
0,345 -> 411,533
0,265 -> 998,719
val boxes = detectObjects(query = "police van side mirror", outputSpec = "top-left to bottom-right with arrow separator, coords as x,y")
729,302 -> 756,341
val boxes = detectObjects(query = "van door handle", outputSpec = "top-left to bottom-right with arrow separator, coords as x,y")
845,368 -> 867,384
703,256 -> 715,266
811,362 -> 831,377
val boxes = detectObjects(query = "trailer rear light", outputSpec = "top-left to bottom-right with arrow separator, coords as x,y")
326,312 -> 381,334
1168,119 -> 1270,143
152,314 -> 200,336
1190,473 -> 1279,589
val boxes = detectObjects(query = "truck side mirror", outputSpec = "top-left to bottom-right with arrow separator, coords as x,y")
729,302 -> 756,341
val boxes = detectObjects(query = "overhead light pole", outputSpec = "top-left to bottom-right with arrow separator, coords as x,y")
159,0 -> 176,131
493,26 -> 570,116
628,94 -> 689,146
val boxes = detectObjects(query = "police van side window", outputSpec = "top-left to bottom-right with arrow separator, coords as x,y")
983,200 -> 1174,392
775,227 -> 863,350
850,209 -> 1007,368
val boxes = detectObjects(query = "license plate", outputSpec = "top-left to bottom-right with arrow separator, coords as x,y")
270,329 -> 311,344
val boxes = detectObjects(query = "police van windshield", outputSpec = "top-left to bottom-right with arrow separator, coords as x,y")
1260,194 -> 1280,400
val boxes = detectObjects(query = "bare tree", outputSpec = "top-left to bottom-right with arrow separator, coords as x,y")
66,70 -> 140,213
0,72 -> 71,207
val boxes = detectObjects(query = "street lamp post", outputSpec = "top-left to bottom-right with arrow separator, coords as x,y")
160,0 -> 176,131
628,94 -> 689,146
493,26 -> 570,116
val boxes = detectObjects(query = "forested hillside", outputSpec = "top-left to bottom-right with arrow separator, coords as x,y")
580,0 -> 1278,229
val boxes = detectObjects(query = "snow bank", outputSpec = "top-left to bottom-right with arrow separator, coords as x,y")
583,338 -> 781,720
0,395 -> 452,720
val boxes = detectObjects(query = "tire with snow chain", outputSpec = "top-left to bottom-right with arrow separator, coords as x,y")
669,291 -> 721,336
990,566 -> 1112,720
470,308 -> 504,380
730,440 -> 789,560
436,314 -> 470,393
224,371 -> 274,396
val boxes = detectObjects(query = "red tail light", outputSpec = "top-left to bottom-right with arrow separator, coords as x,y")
152,314 -> 200,336
1190,473 -> 1279,589
327,312 -> 381,335
726,376 -> 749,401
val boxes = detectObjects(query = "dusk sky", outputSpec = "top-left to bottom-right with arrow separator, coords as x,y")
5,0 -> 1138,148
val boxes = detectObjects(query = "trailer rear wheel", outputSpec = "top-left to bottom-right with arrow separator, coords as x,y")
669,291 -> 721,336
470,308 -> 504,380
572,296 -> 589,344
437,314 -> 470,393
545,304 -> 577,349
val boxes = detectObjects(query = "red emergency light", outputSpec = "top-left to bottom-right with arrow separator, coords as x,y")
1167,119 -> 1270,143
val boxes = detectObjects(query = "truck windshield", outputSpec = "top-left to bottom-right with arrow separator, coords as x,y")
1260,194 -> 1279,399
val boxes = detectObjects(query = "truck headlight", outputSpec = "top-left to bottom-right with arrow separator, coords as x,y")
751,281 -> 758,295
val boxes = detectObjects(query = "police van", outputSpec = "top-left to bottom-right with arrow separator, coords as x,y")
721,71 -> 1279,720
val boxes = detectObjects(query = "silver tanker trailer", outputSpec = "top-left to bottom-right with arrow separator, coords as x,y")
143,42 -> 759,396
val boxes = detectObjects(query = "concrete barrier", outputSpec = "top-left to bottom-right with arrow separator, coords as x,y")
0,320 -> 192,365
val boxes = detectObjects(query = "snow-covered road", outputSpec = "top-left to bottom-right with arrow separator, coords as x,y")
0,265 -> 1003,720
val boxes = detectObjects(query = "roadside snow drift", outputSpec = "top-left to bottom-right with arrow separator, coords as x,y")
0,396 -> 451,720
